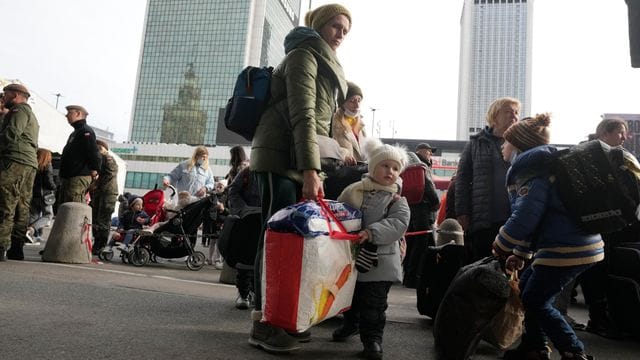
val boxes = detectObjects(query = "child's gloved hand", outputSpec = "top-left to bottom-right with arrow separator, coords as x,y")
357,230 -> 369,244
506,254 -> 525,272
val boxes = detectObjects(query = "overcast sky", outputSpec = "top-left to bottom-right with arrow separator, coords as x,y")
2,1 -> 638,145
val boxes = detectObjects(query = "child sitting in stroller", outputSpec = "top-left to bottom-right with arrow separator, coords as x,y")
118,197 -> 151,252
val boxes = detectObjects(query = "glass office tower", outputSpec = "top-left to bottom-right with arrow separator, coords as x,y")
129,0 -> 301,145
456,0 -> 533,140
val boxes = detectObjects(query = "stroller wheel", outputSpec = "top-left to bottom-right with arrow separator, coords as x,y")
129,247 -> 150,267
103,250 -> 114,262
186,251 -> 206,271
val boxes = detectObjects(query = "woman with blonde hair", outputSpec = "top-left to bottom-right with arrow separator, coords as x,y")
27,148 -> 57,244
163,146 -> 221,248
163,146 -> 215,197
455,96 -> 520,262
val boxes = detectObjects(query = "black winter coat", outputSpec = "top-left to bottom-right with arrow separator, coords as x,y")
454,127 -> 510,232
32,163 -> 57,199
59,120 -> 101,178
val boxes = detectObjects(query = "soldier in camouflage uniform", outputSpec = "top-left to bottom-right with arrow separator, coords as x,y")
89,140 -> 119,254
0,84 -> 39,261
59,105 -> 101,204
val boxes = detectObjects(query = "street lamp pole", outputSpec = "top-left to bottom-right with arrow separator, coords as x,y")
53,93 -> 63,110
370,107 -> 378,137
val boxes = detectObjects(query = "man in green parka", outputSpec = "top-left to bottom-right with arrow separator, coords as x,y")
89,140 -> 119,255
0,83 -> 39,261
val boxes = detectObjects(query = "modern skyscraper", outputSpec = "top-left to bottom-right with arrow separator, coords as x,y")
129,0 -> 302,145
456,0 -> 534,140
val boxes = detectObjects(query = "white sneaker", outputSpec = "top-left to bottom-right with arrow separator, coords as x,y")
214,261 -> 224,270
25,228 -> 35,244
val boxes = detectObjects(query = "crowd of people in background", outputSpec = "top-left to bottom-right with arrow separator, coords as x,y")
3,3 -> 640,360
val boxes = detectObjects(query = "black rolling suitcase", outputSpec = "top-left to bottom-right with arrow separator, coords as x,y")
606,242 -> 640,336
217,211 -> 262,268
416,243 -> 466,318
433,257 -> 510,360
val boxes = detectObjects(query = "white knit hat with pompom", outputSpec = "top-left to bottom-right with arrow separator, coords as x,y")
363,138 -> 408,174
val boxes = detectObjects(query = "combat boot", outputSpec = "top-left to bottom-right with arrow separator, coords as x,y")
7,241 -> 24,260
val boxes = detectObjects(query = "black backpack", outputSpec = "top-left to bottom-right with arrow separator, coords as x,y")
552,140 -> 640,234
223,66 -> 273,141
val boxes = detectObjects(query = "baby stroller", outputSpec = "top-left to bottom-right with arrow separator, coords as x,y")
144,184 -> 176,225
98,185 -> 176,264
124,190 -> 216,271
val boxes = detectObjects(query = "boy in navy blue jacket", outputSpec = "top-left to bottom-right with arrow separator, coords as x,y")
493,114 -> 602,360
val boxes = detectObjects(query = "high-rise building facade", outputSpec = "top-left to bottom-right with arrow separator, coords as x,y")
129,0 -> 302,145
456,0 -> 533,140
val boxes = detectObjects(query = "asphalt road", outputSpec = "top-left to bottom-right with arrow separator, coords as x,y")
1,244 -> 639,360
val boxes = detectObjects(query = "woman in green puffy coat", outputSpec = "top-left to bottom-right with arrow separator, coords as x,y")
248,3 -> 352,354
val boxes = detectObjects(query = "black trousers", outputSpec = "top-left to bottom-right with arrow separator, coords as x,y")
236,267 -> 254,298
468,223 -> 503,263
342,281 -> 393,344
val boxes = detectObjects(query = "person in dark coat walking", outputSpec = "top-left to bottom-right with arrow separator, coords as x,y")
226,166 -> 261,309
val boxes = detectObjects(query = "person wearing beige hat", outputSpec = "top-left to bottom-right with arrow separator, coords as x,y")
331,81 -> 366,165
59,105 -> 102,204
0,83 -> 39,261
493,113 -> 602,360
249,2 -> 352,354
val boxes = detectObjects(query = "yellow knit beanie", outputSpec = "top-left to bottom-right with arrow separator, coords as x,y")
304,3 -> 351,32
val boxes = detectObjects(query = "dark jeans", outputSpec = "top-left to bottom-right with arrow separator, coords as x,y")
253,172 -> 300,311
468,223 -> 502,263
236,267 -> 254,298
519,263 -> 593,354
342,281 -> 393,344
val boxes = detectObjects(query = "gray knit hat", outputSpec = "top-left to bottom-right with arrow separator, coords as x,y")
436,218 -> 464,246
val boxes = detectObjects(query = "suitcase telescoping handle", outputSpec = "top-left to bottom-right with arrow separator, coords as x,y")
317,197 -> 361,241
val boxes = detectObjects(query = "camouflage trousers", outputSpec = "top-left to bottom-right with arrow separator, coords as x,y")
60,176 -> 92,204
90,192 -> 117,251
0,160 -> 36,249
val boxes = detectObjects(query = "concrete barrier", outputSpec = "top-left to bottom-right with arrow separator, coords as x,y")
42,202 -> 93,264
